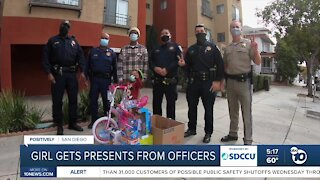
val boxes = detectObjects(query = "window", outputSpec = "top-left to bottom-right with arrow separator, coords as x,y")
232,5 -> 240,20
160,0 -> 167,10
216,4 -> 224,14
217,33 -> 225,42
146,3 -> 150,9
104,0 -> 129,27
29,0 -> 82,16
201,0 -> 213,18
206,29 -> 213,42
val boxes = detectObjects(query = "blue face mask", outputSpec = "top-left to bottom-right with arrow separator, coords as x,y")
231,28 -> 242,36
130,34 -> 139,42
100,39 -> 109,47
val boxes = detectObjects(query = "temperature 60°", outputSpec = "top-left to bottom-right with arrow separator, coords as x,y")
266,157 -> 279,164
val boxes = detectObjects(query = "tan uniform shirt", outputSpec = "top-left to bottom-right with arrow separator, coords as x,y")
224,38 -> 255,75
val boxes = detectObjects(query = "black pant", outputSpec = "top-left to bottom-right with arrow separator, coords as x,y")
51,72 -> 78,127
152,82 -> 177,119
90,77 -> 111,122
186,80 -> 216,135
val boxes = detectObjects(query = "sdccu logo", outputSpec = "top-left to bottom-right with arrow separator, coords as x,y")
220,146 -> 257,166
290,146 -> 307,165
221,152 -> 256,160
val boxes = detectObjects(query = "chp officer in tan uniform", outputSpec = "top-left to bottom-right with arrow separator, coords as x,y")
220,20 -> 261,145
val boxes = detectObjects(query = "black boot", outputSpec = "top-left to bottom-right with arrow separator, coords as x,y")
88,121 -> 95,129
203,134 -> 211,143
57,126 -> 64,135
220,135 -> 238,142
68,124 -> 83,131
184,129 -> 196,137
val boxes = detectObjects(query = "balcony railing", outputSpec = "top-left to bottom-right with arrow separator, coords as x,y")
104,12 -> 130,28
261,67 -> 277,74
29,0 -> 82,17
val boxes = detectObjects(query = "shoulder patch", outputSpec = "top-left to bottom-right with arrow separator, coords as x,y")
178,45 -> 183,52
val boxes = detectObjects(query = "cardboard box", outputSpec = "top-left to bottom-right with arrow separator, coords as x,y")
151,115 -> 185,144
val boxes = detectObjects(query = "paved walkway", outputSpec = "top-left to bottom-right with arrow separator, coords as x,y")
1,85 -> 320,180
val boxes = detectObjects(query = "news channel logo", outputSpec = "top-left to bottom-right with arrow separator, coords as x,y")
220,146 -> 257,166
290,146 -> 307,165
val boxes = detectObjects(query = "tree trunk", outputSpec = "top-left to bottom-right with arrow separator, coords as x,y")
306,60 -> 313,96
307,49 -> 320,96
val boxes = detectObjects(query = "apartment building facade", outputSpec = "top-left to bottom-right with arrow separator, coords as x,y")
0,0 -> 146,95
0,0 -> 241,96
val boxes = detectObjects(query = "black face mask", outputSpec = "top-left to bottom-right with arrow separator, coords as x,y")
161,35 -> 170,43
196,33 -> 207,44
59,24 -> 69,37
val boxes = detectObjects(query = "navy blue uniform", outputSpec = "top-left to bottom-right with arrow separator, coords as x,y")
185,41 -> 224,135
87,47 -> 118,123
42,35 -> 85,127
149,41 -> 182,120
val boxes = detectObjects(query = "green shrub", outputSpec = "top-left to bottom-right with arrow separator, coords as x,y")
78,89 -> 90,120
0,90 -> 43,133
252,75 -> 272,92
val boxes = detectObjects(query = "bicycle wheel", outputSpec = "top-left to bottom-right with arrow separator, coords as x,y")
92,116 -> 118,144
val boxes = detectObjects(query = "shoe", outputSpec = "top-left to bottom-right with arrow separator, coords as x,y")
68,124 -> 84,131
57,127 -> 64,135
203,134 -> 211,143
88,122 -> 94,129
184,129 -> 196,137
220,135 -> 238,142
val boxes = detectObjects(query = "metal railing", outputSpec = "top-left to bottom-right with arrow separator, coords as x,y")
104,12 -> 130,27
261,67 -> 276,74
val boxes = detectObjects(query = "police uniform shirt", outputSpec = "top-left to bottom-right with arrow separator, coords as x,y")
185,41 -> 224,81
224,38 -> 255,75
150,42 -> 182,77
43,35 -> 85,74
87,47 -> 118,81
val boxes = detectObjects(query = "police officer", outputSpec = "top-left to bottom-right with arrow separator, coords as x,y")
149,29 -> 182,120
87,32 -> 118,129
220,20 -> 261,145
179,24 -> 224,143
43,20 -> 86,135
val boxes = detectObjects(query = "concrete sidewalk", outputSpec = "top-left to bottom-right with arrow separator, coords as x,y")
1,85 -> 320,180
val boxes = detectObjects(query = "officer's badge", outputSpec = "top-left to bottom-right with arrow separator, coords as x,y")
106,52 -> 111,56
93,54 -> 98,57
205,46 -> 212,53
169,46 -> 175,51
71,40 -> 76,47
241,43 -> 246,48
54,41 -> 59,45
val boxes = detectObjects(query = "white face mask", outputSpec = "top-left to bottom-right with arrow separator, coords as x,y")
231,27 -> 242,36
130,34 -> 139,42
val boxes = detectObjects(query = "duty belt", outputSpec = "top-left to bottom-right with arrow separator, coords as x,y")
191,71 -> 210,81
53,65 -> 77,75
226,73 -> 249,82
154,77 -> 177,85
92,72 -> 111,79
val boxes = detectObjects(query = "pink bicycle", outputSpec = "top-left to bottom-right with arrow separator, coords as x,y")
92,84 -> 148,144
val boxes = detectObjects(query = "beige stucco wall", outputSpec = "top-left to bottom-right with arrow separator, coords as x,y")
146,0 -> 153,25
2,0 -> 139,37
2,0 -> 104,24
187,0 -> 199,47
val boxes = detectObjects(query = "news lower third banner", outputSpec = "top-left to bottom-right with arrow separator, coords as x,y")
20,137 -> 320,178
